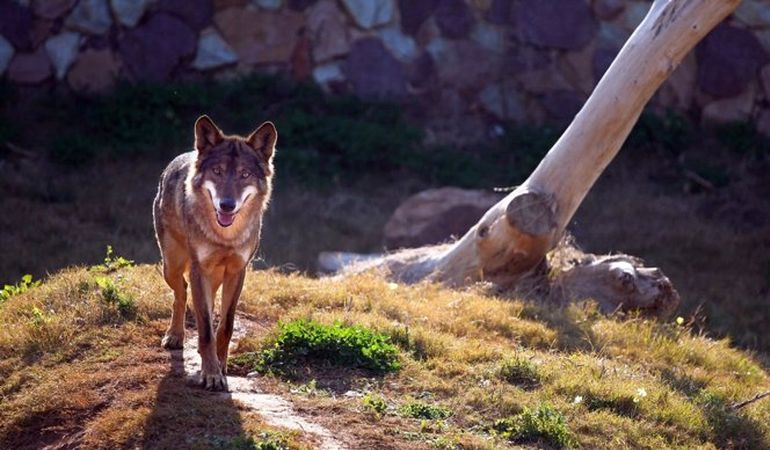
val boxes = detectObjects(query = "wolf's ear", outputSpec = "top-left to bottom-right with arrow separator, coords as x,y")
194,115 -> 223,153
246,121 -> 277,161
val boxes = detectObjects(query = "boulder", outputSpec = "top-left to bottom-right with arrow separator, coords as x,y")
478,81 -> 526,121
307,0 -> 350,63
541,90 -> 585,123
341,0 -> 394,29
398,0 -> 438,35
762,64 -> 770,97
471,22 -> 505,54
312,62 -> 345,87
343,38 -> 407,99
435,0 -> 475,40
253,0 -> 282,9
214,7 -> 304,65
378,26 -> 418,61
485,0 -> 511,25
513,0 -> 596,50
110,0 -> 148,27
44,31 -> 81,80
118,13 -> 196,81
192,28 -> 238,71
696,24 -> 768,98
384,187 -> 503,249
65,0 -> 112,35
32,0 -> 77,20
622,1 -> 649,31
701,84 -> 756,125
0,36 -> 14,76
67,49 -> 121,93
592,0 -> 625,20
7,47 -> 52,84
757,109 -> 770,137
0,2 -> 33,50
158,0 -> 212,31
734,0 -> 770,28
426,38 -> 501,88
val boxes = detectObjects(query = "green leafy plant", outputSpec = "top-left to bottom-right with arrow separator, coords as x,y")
1,274 -> 41,304
361,393 -> 388,416
398,400 -> 452,420
90,246 -> 134,273
230,319 -> 400,374
28,306 -> 52,328
95,276 -> 137,320
492,404 -> 577,448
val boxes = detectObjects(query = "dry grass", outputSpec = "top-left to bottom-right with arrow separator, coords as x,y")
3,262 -> 767,448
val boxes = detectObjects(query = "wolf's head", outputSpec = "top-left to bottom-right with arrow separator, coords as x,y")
189,115 -> 276,230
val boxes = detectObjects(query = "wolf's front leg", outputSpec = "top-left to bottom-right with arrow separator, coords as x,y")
189,262 -> 227,391
217,268 -> 246,372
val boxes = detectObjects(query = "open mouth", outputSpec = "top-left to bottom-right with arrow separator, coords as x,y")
216,211 -> 236,227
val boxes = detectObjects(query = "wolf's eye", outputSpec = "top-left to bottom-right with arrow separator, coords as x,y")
212,167 -> 222,176
241,171 -> 251,179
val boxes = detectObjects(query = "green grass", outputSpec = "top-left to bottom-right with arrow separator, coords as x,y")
492,404 -> 577,448
230,318 -> 401,375
497,356 -> 541,389
397,400 -> 452,420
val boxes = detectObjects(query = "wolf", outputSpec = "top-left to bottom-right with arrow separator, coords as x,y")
153,115 -> 276,390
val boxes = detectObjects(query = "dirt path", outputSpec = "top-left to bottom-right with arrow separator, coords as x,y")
179,317 -> 349,450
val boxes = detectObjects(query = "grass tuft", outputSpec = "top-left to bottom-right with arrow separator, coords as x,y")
230,319 -> 400,374
492,404 -> 577,448
497,356 -> 541,389
398,400 -> 452,420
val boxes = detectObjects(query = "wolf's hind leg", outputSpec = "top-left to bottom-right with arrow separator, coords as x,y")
160,238 -> 188,350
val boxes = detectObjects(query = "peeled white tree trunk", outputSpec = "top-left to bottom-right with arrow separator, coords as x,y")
323,0 -> 741,297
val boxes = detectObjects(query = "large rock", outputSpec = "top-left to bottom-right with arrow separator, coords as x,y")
514,0 -> 596,50
32,0 -> 77,20
485,0 -> 511,25
427,37 -> 501,88
0,35 -> 14,76
341,0 -> 394,29
762,64 -> 770,97
110,0 -> 148,27
67,49 -> 121,93
253,0 -> 282,9
192,28 -> 238,71
0,2 -> 33,50
435,0 -> 475,40
287,0 -> 317,10
592,0 -> 625,20
312,62 -> 345,87
398,0 -> 438,35
383,187 -> 503,249
622,1 -> 648,31
7,47 -> 52,84
734,0 -> 770,28
159,0 -> 212,31
65,0 -> 112,35
592,46 -> 619,82
44,31 -> 81,80
343,38 -> 407,99
307,0 -> 350,63
118,13 -> 196,81
478,81 -> 526,121
471,22 -> 505,54
657,52 -> 696,110
541,90 -> 585,123
378,26 -> 418,61
701,84 -> 756,125
214,7 -> 304,65
696,24 -> 768,98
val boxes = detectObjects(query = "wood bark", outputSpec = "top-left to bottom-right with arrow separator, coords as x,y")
323,0 -> 741,292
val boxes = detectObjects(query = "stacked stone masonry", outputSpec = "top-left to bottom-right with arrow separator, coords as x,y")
3,0 -> 770,136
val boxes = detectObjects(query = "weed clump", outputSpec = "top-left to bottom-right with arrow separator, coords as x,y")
492,404 -> 577,448
398,400 -> 452,420
497,356 -> 541,388
90,246 -> 134,274
94,276 -> 137,320
361,393 -> 388,416
231,319 -> 400,374
0,274 -> 40,305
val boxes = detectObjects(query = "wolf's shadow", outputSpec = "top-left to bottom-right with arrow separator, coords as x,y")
141,343 -> 248,449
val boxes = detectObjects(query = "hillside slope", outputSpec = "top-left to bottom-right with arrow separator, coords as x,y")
1,264 -> 769,449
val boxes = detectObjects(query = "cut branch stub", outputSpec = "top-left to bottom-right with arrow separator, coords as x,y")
505,189 -> 556,237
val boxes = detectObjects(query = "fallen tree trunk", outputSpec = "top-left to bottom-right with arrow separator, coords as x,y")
322,0 -> 740,295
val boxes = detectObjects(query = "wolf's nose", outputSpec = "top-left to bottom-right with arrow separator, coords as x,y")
219,198 -> 236,212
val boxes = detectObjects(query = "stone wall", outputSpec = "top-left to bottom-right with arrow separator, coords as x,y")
3,0 -> 770,138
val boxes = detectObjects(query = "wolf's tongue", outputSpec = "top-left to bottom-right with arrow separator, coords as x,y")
216,211 -> 235,227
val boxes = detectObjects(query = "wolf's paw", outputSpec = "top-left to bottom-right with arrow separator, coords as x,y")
201,370 -> 228,391
161,330 -> 184,349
